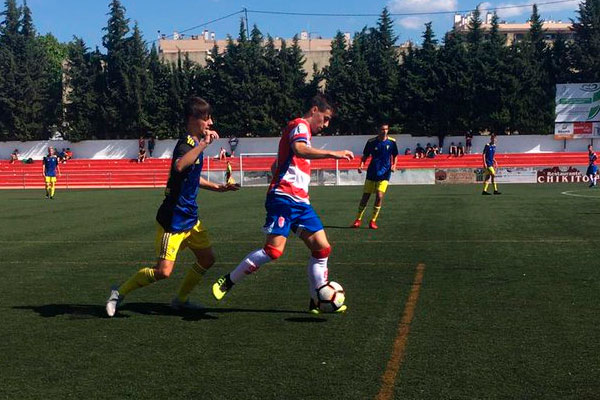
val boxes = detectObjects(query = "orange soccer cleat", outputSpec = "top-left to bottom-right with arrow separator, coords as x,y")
369,220 -> 378,230
351,219 -> 362,228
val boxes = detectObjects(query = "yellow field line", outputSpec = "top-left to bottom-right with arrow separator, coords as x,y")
376,263 -> 426,400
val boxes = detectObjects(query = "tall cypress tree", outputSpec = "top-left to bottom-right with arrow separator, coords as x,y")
368,7 -> 399,124
571,0 -> 600,82
124,22 -> 149,137
102,0 -> 130,137
64,37 -> 98,140
438,29 -> 471,134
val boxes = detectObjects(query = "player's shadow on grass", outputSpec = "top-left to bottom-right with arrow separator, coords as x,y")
322,225 -> 353,229
13,303 -> 308,321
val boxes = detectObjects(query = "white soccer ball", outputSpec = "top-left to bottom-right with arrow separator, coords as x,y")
315,281 -> 345,312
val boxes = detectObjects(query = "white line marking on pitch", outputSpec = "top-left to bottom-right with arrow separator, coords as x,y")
561,190 -> 600,199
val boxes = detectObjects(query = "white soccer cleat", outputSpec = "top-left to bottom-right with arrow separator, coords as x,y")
105,287 -> 122,317
170,297 -> 205,311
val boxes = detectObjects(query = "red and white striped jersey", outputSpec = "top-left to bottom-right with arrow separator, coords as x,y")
268,118 -> 312,204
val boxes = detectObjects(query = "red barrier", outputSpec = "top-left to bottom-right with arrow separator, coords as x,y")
0,152 -> 589,189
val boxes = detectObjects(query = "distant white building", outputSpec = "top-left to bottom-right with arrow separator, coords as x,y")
454,12 -> 574,45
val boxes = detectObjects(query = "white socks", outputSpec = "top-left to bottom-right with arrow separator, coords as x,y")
230,249 -> 274,284
307,256 -> 329,295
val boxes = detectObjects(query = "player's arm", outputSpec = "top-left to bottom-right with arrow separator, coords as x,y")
175,131 -> 219,172
482,146 -> 489,168
199,177 -> 239,192
391,142 -> 399,172
42,158 -> 46,176
358,154 -> 369,173
292,142 -> 353,160
358,142 -> 370,173
57,162 -> 61,177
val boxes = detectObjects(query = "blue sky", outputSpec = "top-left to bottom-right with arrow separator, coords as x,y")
25,0 -> 582,49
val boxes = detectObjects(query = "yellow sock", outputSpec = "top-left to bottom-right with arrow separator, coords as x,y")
45,184 -> 50,196
118,267 -> 156,296
176,262 -> 207,302
493,182 -> 498,191
483,182 -> 490,192
356,204 -> 367,220
50,184 -> 56,197
371,206 -> 381,222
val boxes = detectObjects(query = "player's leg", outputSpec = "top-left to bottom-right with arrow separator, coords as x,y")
49,177 -> 56,198
212,234 -> 285,300
353,181 -> 373,227
213,195 -> 292,300
491,168 -> 500,194
353,192 -> 371,227
482,169 -> 492,195
369,188 -> 386,229
173,221 -> 214,308
44,176 -> 50,198
300,229 -> 346,314
106,226 -> 185,317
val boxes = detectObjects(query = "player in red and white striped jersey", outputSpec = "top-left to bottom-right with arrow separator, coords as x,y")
212,94 -> 354,313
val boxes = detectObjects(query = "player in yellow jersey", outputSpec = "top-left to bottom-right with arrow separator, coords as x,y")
106,97 -> 239,317
352,124 -> 398,229
42,147 -> 61,199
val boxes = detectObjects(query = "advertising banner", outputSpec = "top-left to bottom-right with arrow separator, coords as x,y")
555,83 -> 600,123
474,167 -> 538,183
536,166 -> 591,183
554,122 -> 574,139
435,168 -> 476,184
555,83 -> 600,139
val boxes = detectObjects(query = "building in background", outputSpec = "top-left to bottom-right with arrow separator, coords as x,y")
454,12 -> 574,45
159,30 -> 411,80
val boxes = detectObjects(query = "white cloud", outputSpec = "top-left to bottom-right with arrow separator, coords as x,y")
399,16 -> 429,29
388,0 -> 457,14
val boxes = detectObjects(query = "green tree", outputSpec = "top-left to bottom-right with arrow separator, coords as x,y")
64,37 -> 98,140
102,0 -> 130,137
571,0 -> 600,82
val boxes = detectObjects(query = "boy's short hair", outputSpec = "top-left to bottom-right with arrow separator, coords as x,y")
185,97 -> 212,120
307,93 -> 334,113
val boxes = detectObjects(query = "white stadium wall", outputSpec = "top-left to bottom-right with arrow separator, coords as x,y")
0,134 -> 594,160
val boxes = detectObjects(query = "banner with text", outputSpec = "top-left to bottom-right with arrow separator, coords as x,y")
555,83 -> 600,139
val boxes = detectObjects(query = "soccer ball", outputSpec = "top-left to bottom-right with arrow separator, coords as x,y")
315,281 -> 345,312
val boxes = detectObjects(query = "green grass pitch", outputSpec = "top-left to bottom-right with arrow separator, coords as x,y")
1,184 -> 599,399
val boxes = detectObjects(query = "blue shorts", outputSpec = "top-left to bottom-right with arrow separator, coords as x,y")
262,194 -> 324,237
587,165 -> 597,176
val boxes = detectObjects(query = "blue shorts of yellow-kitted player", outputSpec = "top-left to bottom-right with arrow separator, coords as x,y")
363,179 -> 389,194
155,220 -> 211,261
484,166 -> 496,176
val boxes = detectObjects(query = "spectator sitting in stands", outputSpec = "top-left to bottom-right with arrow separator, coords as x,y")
10,149 -> 19,164
449,142 -> 457,157
426,144 -> 437,158
404,147 -> 412,156
137,148 -> 147,163
414,143 -> 425,159
457,142 -> 465,157
58,148 -> 67,163
65,148 -> 73,161
138,136 -> 145,151
215,147 -> 231,160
